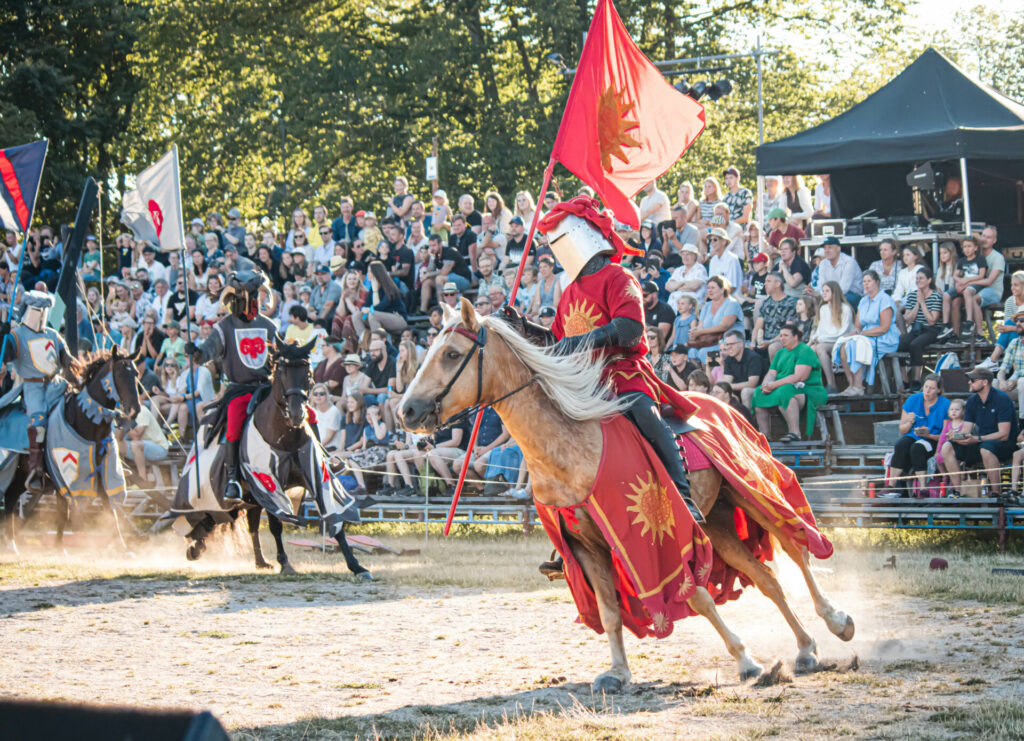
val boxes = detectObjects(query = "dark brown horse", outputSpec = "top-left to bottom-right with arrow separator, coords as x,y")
2,347 -> 142,552
400,299 -> 854,692
177,337 -> 370,579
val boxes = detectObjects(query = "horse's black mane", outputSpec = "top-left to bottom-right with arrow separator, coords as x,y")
67,351 -> 114,388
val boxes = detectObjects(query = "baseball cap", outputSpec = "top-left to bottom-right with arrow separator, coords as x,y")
751,253 -> 768,263
767,208 -> 787,220
343,354 -> 362,366
708,227 -> 729,241
227,208 -> 242,219
433,188 -> 447,199
329,256 -> 345,272
641,220 -> 655,229
363,211 -> 377,221
298,284 -> 312,294
967,367 -> 994,381
85,234 -> 98,243
723,166 -> 740,178
315,265 -> 331,274
355,210 -> 366,217
191,217 -> 204,227
442,281 -> 458,293
539,306 -> 556,318
669,343 -> 688,354
641,280 -> 658,294
510,216 -> 524,226
823,236 -> 841,246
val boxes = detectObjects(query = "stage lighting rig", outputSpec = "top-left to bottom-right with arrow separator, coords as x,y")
674,78 -> 733,103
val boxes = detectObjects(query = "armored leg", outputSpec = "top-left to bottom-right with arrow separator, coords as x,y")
223,438 -> 243,501
622,391 -> 704,524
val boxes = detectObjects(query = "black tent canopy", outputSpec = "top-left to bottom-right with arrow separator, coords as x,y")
756,48 -> 1024,175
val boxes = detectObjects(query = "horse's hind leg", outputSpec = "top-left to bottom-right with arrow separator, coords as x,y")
246,507 -> 273,570
686,586 -> 763,681
267,514 -> 295,575
776,537 -> 855,642
568,514 -> 630,694
333,523 -> 372,581
703,501 -> 819,672
185,515 -> 214,561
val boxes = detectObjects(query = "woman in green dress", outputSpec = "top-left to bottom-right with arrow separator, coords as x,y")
752,322 -> 828,442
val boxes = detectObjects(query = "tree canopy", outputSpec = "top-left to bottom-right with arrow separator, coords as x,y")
2,0 -> 1018,231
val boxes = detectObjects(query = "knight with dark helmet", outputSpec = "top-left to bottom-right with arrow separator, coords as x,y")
185,269 -> 277,500
0,290 -> 76,492
502,197 -> 702,524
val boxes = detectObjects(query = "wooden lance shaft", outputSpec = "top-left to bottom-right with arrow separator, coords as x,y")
442,157 -> 556,536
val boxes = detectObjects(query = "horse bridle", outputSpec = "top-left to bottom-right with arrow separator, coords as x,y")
275,357 -> 311,427
430,321 -> 537,431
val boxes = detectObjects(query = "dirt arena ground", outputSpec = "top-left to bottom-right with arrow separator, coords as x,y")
1,527 -> 1023,739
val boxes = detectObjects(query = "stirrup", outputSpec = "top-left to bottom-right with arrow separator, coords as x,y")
224,479 -> 243,501
539,551 -> 565,581
682,495 -> 705,524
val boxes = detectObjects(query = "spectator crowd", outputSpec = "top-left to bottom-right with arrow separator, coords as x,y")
2,168 -> 1020,502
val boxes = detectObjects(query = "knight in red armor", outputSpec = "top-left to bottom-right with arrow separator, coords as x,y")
502,197 -> 703,525
185,269 -> 277,500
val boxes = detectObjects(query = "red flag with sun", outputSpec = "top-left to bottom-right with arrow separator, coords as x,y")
551,0 -> 705,227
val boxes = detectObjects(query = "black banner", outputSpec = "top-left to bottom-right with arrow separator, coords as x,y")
56,177 -> 99,356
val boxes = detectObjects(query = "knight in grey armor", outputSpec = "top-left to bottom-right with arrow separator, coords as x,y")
185,269 -> 277,500
0,290 -> 75,492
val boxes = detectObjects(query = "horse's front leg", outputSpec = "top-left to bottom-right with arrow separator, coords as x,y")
55,494 -> 71,556
567,520 -> 631,693
246,506 -> 273,570
267,514 -> 296,575
333,523 -> 372,581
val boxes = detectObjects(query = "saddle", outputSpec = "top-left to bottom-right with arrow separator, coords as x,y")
0,379 -> 69,454
200,382 -> 269,448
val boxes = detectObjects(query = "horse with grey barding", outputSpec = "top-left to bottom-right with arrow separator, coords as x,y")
400,298 -> 854,693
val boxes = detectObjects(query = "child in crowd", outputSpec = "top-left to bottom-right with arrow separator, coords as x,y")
669,295 -> 695,347
1009,430 -> 1024,498
515,265 -> 538,315
687,369 -> 710,393
794,295 -> 817,341
935,398 -> 971,494
430,190 -> 453,242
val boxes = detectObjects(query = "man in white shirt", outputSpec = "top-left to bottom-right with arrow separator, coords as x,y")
707,228 -> 743,292
711,203 -> 745,261
137,244 -> 168,284
639,179 -> 671,225
814,236 -> 863,305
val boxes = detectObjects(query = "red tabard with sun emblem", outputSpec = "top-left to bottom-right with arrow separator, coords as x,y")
552,263 -> 696,416
535,415 -> 714,639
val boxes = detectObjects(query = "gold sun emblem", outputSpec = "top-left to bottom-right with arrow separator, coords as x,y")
562,298 -> 603,337
624,276 -> 642,302
597,85 -> 642,172
626,471 -> 676,545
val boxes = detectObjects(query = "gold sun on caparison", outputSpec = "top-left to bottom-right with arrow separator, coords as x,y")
562,299 -> 602,337
626,471 -> 676,545
597,84 -> 641,172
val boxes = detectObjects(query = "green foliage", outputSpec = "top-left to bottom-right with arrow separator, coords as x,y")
7,0 -> 1010,233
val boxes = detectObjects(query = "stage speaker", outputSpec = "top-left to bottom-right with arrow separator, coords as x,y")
0,699 -> 228,741
906,161 -> 944,190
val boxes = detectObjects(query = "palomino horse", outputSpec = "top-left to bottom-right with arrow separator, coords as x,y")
175,337 -> 370,580
2,347 -> 142,552
401,299 -> 854,692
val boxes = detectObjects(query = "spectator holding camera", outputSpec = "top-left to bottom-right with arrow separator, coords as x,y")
892,374 -> 949,496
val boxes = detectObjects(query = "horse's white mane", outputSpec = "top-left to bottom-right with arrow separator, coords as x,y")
480,315 -> 627,422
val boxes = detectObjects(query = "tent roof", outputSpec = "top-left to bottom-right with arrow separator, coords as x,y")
756,48 -> 1024,174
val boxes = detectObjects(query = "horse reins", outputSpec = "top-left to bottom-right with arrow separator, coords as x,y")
431,322 -> 538,432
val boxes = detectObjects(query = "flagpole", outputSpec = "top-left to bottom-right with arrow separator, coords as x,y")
1,139 -> 49,371
169,145 -> 204,504
442,156 -> 556,536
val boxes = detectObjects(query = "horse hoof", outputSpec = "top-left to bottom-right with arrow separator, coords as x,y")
356,570 -> 373,582
834,614 -> 855,642
255,560 -> 274,570
795,654 -> 819,674
592,673 -> 626,694
279,562 -> 297,575
185,542 -> 205,561
739,662 -> 764,682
